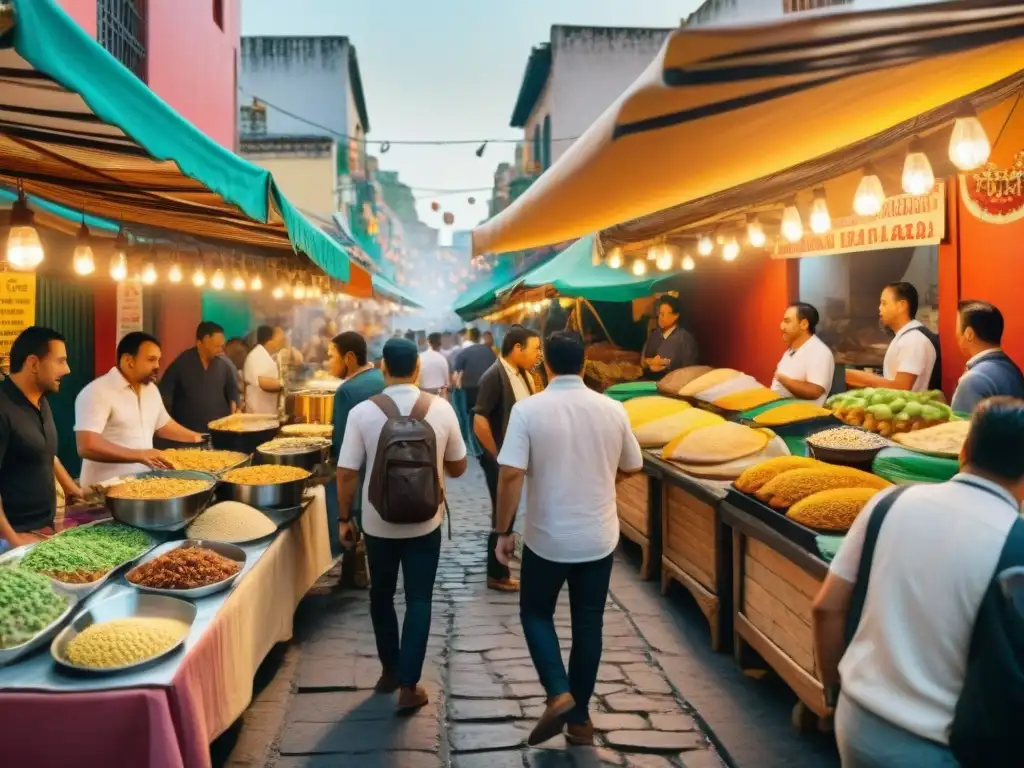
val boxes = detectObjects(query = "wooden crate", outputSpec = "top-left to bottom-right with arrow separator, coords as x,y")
661,484 -> 727,650
616,472 -> 654,579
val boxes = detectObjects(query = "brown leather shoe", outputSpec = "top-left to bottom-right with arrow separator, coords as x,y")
565,720 -> 595,746
528,692 -> 575,746
487,576 -> 520,592
374,671 -> 399,694
396,684 -> 429,712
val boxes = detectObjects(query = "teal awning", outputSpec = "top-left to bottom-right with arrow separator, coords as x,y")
0,0 -> 351,280
452,263 -> 525,320
0,187 -> 118,235
372,273 -> 424,309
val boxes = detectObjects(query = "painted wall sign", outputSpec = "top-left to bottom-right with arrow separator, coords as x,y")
961,151 -> 1024,224
0,271 -> 35,372
772,184 -> 946,260
115,280 -> 144,347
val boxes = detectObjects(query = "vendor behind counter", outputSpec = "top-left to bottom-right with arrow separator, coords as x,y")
641,295 -> 699,380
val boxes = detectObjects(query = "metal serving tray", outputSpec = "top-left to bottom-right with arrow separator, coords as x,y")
125,540 -> 246,599
51,592 -> 197,674
0,583 -> 78,667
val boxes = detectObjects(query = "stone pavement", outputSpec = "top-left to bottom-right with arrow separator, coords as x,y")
233,464 -> 728,768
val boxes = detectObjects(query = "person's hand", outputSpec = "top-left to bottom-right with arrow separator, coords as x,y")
6,531 -> 41,549
648,359 -> 667,373
137,449 -> 174,470
65,485 -> 86,505
494,534 -> 516,566
338,519 -> 358,549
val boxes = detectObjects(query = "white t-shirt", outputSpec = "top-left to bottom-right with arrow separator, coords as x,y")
243,344 -> 280,415
336,384 -> 467,539
770,334 -> 836,406
882,320 -> 937,393
831,474 -> 1020,744
418,349 -> 449,391
497,376 -> 643,563
74,367 -> 172,487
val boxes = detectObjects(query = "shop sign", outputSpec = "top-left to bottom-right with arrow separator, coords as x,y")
115,281 -> 144,346
0,272 -> 35,372
961,151 -> 1024,224
772,184 -> 946,260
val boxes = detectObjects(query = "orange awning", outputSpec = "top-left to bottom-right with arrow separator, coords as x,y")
472,0 -> 1024,256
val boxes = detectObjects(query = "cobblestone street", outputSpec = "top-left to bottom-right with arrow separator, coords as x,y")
223,464 -> 727,767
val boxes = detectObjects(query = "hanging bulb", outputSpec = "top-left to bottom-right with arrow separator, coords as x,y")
746,216 -> 766,248
949,111 -> 990,171
231,270 -> 246,291
853,168 -> 885,216
6,193 -> 44,271
310,281 -> 322,299
141,261 -> 157,285
781,203 -> 803,243
722,238 -> 740,262
72,223 -> 95,276
697,234 -> 713,257
272,284 -> 285,300
631,259 -> 647,276
809,189 -> 831,234
109,252 -> 127,281
682,255 -> 696,271
168,262 -> 183,283
192,266 -> 206,287
656,246 -> 674,272
646,244 -> 660,262
211,269 -> 226,290
250,273 -> 262,291
607,249 -> 623,269
902,139 -> 935,196
293,280 -> 306,300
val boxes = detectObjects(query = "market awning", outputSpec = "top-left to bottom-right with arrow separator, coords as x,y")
452,262 -> 534,320
372,273 -> 424,309
471,0 -> 1024,256
0,0 -> 353,280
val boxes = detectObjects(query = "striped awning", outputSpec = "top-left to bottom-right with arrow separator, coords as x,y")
0,0 -> 352,281
472,0 -> 1024,256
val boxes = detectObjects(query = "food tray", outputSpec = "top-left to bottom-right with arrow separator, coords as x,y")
126,540 -> 246,599
805,425 -> 893,468
51,592 -> 197,675
0,584 -> 78,667
0,521 -> 157,598
724,487 -> 821,553
103,470 -> 219,532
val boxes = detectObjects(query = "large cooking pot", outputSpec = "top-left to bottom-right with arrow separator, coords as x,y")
216,474 -> 308,510
104,470 -> 218,531
286,390 -> 334,425
256,441 -> 331,474
207,414 -> 280,454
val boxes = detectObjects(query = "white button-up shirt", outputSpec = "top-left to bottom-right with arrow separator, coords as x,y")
418,349 -> 450,391
498,376 -> 643,563
770,334 -> 836,406
243,344 -> 280,415
882,320 -> 937,393
74,367 -> 172,487
499,356 -> 533,402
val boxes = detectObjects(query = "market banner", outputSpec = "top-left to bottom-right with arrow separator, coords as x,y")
772,185 -> 946,260
0,271 -> 34,372
960,151 -> 1024,224
115,281 -> 144,346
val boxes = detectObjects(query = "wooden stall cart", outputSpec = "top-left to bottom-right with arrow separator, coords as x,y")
615,458 -> 662,580
645,453 -> 731,651
721,500 -> 832,730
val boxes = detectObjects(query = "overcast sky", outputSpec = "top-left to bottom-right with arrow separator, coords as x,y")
242,0 -> 703,235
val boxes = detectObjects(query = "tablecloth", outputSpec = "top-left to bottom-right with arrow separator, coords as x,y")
0,486 -> 332,768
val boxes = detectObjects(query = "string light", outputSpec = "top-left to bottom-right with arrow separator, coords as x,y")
656,246 -> 675,271
231,270 -> 246,291
109,251 -> 127,281
293,278 -> 306,300
646,244 -> 660,261
72,222 -> 95,276
809,189 -> 831,234
682,255 -> 695,271
607,248 -> 623,269
272,284 -> 285,299
746,216 -> 766,248
141,261 -> 157,285
192,266 -> 206,287
722,238 -> 740,261
6,191 -> 44,271
250,273 -> 262,291
211,269 -> 226,290
697,234 -> 713,257
949,109 -> 991,171
853,167 -> 885,216
902,138 -> 935,196
168,261 -> 183,283
631,259 -> 647,276
781,202 -> 803,243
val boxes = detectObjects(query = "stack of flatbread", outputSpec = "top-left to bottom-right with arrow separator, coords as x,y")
892,420 -> 971,458
661,421 -> 789,479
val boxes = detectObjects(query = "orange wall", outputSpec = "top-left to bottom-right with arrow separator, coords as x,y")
158,286 -> 203,363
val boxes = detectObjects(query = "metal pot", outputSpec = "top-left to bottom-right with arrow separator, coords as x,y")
104,470 -> 218,532
207,415 -> 280,455
286,390 -> 334,425
257,443 -> 331,473
216,476 -> 307,510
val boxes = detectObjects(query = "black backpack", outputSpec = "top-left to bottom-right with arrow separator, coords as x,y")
910,325 -> 943,392
366,393 -> 443,525
846,482 -> 1024,767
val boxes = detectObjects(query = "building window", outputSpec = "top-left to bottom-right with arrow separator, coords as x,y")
532,125 -> 542,175
213,0 -> 224,30
542,115 -> 552,170
97,0 -> 147,82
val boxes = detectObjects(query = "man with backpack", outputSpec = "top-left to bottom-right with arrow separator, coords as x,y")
335,338 -> 467,712
812,396 -> 1024,767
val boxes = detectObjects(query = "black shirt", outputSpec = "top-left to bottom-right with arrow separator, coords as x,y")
0,377 -> 58,532
454,344 -> 497,389
159,347 -> 240,434
474,361 -> 531,454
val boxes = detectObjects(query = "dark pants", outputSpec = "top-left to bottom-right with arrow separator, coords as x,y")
478,452 -> 510,581
363,527 -> 442,687
520,546 -> 614,725
461,386 -> 482,457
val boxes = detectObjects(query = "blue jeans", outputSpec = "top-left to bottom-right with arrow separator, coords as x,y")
453,388 -> 480,457
520,546 -> 614,725
363,527 -> 442,687
836,693 -> 960,767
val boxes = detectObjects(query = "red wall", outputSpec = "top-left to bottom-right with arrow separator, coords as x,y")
158,287 -> 204,363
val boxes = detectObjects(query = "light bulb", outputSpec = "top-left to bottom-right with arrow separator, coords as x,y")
72,235 -> 95,276
697,234 -> 713,257
853,171 -> 885,216
781,204 -> 803,243
631,259 -> 647,276
607,249 -> 623,269
646,244 -> 660,262
192,266 -> 206,287
211,269 -> 225,290
656,247 -> 674,271
168,263 -> 183,283
6,197 -> 43,271
310,282 -> 322,298
231,271 -> 246,291
272,285 -> 285,300
722,238 -> 740,261
902,144 -> 935,196
949,113 -> 990,171
746,217 -> 766,248
293,281 -> 306,300
250,274 -> 262,291
682,255 -> 695,271
109,251 -> 127,281
141,262 -> 157,285
809,190 -> 831,234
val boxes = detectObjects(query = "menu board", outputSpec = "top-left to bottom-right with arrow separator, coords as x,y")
0,272 -> 35,372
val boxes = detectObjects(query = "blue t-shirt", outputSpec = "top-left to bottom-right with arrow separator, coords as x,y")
951,351 -> 1024,414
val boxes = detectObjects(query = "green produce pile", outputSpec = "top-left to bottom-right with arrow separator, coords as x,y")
21,523 -> 152,584
826,388 -> 951,437
0,565 -> 69,649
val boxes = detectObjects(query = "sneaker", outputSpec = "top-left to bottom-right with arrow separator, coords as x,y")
374,671 -> 399,694
487,576 -> 520,592
528,692 -> 575,746
396,684 -> 429,712
565,720 -> 595,746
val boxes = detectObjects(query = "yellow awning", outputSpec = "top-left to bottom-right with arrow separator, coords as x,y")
472,0 -> 1024,256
